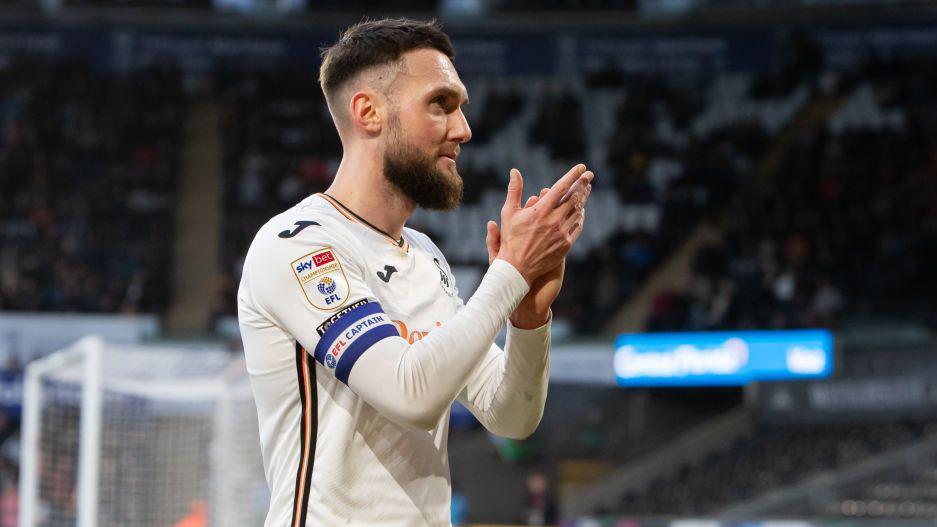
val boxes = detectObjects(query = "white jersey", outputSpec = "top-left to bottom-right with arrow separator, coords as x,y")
238,193 -> 551,527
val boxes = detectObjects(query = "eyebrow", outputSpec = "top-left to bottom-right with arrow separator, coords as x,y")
428,85 -> 469,106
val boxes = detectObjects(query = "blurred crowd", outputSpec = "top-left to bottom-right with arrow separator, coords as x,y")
5,51 -> 934,338
215,67 -> 341,320
0,58 -> 183,313
557,72 -> 770,333
648,59 -> 937,333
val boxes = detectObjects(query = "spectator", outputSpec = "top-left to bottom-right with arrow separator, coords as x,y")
0,58 -> 183,314
525,472 -> 557,525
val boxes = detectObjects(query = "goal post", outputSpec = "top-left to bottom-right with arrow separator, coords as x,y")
19,335 -> 269,527
20,335 -> 101,527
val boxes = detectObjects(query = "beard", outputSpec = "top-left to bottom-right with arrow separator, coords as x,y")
383,119 -> 463,211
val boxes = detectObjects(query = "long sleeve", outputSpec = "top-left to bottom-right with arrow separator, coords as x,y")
457,316 -> 552,439
344,260 -> 531,430
243,217 -> 532,430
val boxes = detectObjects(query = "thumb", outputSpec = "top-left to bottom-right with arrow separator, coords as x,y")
503,168 -> 524,213
485,220 -> 501,265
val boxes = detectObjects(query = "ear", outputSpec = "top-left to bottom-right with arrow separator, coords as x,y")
349,89 -> 383,134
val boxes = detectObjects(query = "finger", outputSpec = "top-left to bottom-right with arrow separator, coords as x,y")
558,178 -> 583,206
555,173 -> 593,218
539,188 -> 549,198
542,164 -> 590,209
578,178 -> 595,205
563,206 -> 584,232
570,183 -> 593,215
563,177 -> 592,218
565,198 -> 585,220
524,195 -> 540,208
568,210 -> 586,243
572,183 -> 593,215
571,183 -> 593,219
485,220 -> 501,264
560,171 -> 594,204
502,168 -> 524,213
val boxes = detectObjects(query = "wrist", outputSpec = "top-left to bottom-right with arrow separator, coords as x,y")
510,306 -> 551,330
494,256 -> 533,286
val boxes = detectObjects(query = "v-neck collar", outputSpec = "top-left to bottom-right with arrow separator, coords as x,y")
317,193 -> 409,251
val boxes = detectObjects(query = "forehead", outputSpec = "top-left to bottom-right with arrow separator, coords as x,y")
395,48 -> 467,100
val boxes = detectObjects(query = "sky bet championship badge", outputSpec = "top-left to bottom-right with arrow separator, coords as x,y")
290,247 -> 350,311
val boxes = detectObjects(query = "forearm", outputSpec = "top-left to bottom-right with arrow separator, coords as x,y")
348,259 -> 529,430
463,317 -> 551,439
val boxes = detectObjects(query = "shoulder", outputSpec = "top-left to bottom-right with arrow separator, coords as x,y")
241,202 -> 369,310
245,199 -> 365,272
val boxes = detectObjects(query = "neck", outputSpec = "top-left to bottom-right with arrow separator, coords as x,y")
324,147 -> 415,240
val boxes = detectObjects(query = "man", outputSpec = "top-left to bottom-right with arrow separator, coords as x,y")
238,18 -> 593,527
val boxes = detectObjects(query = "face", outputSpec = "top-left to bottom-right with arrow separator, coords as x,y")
527,474 -> 548,493
381,48 -> 472,211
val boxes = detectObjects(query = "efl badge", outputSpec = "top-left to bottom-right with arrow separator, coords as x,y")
291,247 -> 350,311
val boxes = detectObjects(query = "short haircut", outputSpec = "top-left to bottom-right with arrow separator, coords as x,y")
319,18 -> 455,107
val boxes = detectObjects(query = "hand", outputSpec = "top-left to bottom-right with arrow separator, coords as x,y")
492,164 -> 593,285
487,171 -> 593,328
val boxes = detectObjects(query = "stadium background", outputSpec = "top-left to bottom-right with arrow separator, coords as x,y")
0,0 -> 936,525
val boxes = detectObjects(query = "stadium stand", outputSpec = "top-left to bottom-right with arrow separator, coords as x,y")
615,420 -> 937,516
559,58 -> 937,523
0,57 -> 185,511
0,58 -> 184,313
807,435 -> 937,520
215,67 -> 341,320
648,58 -> 937,332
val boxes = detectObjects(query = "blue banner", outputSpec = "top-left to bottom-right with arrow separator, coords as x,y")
613,329 -> 834,387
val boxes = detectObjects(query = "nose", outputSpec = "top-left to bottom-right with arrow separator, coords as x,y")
449,108 -> 472,144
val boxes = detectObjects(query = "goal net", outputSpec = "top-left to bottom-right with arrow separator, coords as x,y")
19,336 -> 269,527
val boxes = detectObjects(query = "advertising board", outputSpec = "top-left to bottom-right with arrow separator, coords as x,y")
614,330 -> 834,387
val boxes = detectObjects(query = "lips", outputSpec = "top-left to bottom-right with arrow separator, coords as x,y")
440,147 -> 460,161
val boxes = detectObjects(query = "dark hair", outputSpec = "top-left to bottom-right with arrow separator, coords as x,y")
319,18 -> 455,103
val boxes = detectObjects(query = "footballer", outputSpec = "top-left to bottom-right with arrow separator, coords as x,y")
238,17 -> 593,526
